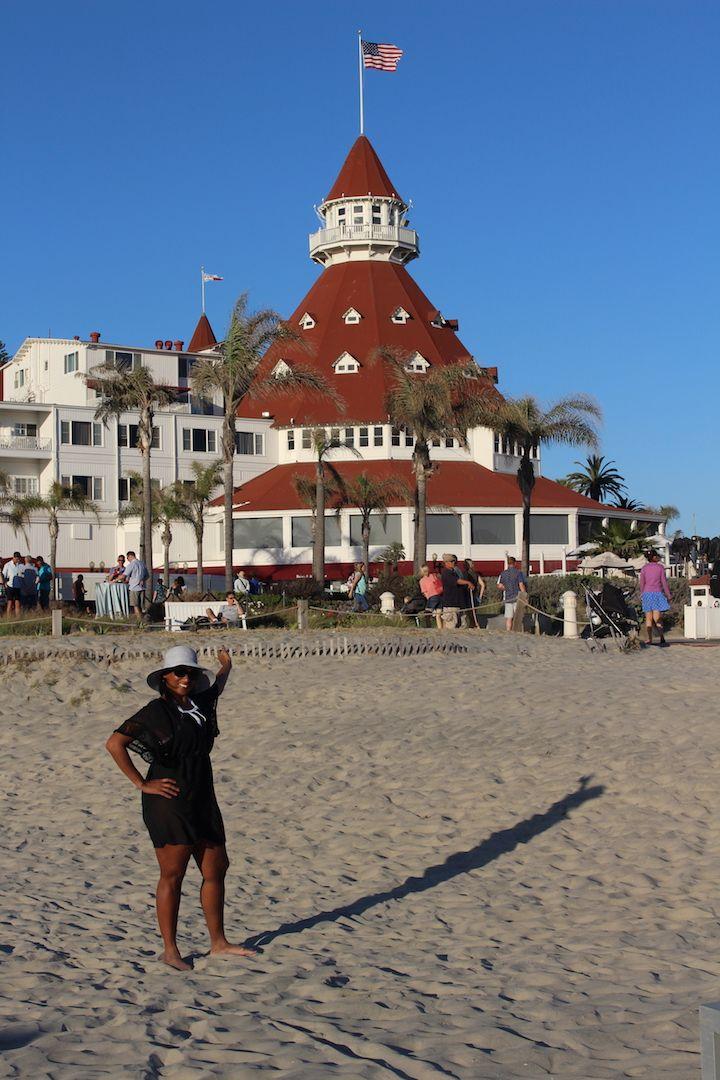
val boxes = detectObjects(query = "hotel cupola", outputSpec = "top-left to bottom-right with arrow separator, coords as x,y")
309,135 -> 419,266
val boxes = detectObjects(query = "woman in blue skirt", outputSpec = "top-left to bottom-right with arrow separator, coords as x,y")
638,550 -> 671,646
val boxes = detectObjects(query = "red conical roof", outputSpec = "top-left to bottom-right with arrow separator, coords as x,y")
188,313 -> 217,353
325,135 -> 403,203
240,260 -> 498,427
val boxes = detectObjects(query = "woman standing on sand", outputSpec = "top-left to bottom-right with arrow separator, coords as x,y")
106,645 -> 255,970
639,550 -> 672,647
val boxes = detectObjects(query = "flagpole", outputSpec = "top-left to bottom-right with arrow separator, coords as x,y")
357,30 -> 364,135
200,266 -> 206,314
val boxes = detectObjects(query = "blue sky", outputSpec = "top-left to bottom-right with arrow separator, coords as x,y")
3,1 -> 719,534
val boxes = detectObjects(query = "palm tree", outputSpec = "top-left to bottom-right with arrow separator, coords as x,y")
174,459 -> 224,593
9,482 -> 99,600
473,395 -> 601,573
338,472 -> 410,575
119,477 -> 189,590
83,364 -> 178,598
592,520 -> 649,559
191,293 -> 334,590
292,429 -> 347,584
377,348 -> 480,573
562,454 -> 626,503
612,495 -> 644,512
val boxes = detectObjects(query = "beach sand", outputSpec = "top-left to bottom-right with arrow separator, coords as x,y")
0,634 -> 717,1078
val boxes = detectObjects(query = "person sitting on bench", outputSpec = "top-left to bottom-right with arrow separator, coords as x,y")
206,592 -> 241,627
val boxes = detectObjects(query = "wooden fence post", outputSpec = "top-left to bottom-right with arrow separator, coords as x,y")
297,599 -> 308,631
51,609 -> 63,638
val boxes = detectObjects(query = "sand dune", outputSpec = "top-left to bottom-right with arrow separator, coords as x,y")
0,635 -> 716,1077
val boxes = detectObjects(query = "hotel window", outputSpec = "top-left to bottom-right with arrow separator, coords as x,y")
14,369 -> 25,388
301,429 -> 312,450
106,349 -> 141,371
374,426 -> 383,447
431,437 -> 441,448
178,356 -> 195,379
236,431 -> 264,455
63,351 -> 78,374
182,428 -> 216,453
291,515 -> 341,548
427,514 -> 462,545
12,476 -> 38,495
445,437 -> 455,449
11,423 -> 37,437
493,434 -> 500,453
60,420 -> 103,446
329,428 -> 341,447
233,517 -> 283,550
470,514 -> 516,545
405,428 -> 414,447
371,203 -> 381,225
391,426 -> 401,447
119,423 -> 159,449
287,429 -> 295,450
61,474 -> 103,501
344,427 -> 354,448
337,206 -> 346,228
529,514 -> 569,545
359,426 -> 369,447
352,204 -> 364,225
349,513 -> 402,547
342,309 -> 361,325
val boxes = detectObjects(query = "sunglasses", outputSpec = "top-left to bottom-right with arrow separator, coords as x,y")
170,667 -> 198,679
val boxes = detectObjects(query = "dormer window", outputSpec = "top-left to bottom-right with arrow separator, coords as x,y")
430,311 -> 445,328
299,312 -> 315,330
333,352 -> 360,374
342,308 -> 362,325
391,307 -> 411,325
404,353 -> 430,373
272,359 -> 292,378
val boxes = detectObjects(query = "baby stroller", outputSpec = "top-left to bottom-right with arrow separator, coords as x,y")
582,581 -> 640,650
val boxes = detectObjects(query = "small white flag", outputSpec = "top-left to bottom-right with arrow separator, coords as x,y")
202,272 -> 223,283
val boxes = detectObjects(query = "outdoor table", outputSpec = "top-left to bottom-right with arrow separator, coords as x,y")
95,581 -> 130,618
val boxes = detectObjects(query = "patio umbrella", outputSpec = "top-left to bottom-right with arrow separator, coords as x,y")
580,552 -> 633,572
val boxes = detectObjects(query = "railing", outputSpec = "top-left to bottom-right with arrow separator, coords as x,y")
0,436 -> 52,451
309,223 -> 418,254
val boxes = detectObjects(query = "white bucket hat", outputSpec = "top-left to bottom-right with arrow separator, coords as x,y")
147,645 -> 215,693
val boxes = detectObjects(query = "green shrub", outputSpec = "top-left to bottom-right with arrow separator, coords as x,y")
368,572 -> 418,607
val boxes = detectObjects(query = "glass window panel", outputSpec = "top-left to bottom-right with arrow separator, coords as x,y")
71,421 -> 91,446
92,477 -> 103,501
427,514 -> 462,545
192,429 -> 207,452
470,514 -> 516,545
92,422 -> 103,446
344,427 -> 354,448
374,426 -> 383,446
255,433 -> 264,455
405,429 -> 414,447
391,427 -> 401,447
182,429 -> 191,451
287,430 -> 295,450
291,515 -> 341,548
233,517 -> 283,550
60,421 -> 70,444
349,513 -> 401,547
236,431 -> 254,454
301,429 -> 311,449
118,478 -> 129,502
207,431 -> 216,453
530,514 -> 569,545
359,427 -> 369,447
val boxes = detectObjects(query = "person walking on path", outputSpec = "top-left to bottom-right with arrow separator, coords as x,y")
106,645 -> 256,970
639,550 -> 671,646
125,550 -> 148,617
497,556 -> 528,631
419,564 -> 443,629
35,556 -> 53,610
3,552 -> 25,618
349,562 -> 369,612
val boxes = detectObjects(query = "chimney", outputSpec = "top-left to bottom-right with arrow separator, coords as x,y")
164,340 -> 173,350
154,339 -> 163,349
89,331 -> 101,343
73,335 -> 80,341
173,340 -> 184,351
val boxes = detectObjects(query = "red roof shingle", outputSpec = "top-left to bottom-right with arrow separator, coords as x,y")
188,313 -> 217,353
325,135 -> 403,203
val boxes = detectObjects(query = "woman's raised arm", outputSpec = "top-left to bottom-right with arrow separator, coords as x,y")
215,647 -> 232,695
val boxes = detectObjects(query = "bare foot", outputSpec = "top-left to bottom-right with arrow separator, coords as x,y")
161,952 -> 192,971
210,942 -> 257,958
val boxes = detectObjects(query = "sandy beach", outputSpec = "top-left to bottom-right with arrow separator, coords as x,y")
0,632 -> 717,1078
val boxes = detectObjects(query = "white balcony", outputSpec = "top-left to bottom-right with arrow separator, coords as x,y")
0,436 -> 52,454
309,223 -> 419,265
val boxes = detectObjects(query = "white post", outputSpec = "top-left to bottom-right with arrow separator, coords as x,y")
201,266 -> 206,314
562,590 -> 578,639
358,30 -> 365,134
561,547 -> 568,575
380,591 -> 395,616
539,551 -> 545,575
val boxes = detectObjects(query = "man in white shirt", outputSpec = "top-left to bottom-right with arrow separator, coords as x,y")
124,550 -> 149,617
233,571 -> 249,596
3,552 -> 25,617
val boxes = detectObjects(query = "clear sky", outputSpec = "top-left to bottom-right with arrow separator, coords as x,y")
3,1 -> 719,534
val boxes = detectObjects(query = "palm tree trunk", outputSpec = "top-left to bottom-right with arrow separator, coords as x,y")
49,514 -> 59,602
195,522 -> 204,594
162,522 -> 171,588
313,460 -> 325,585
413,447 -> 429,574
517,453 -> 536,575
141,408 -> 154,601
362,517 -> 370,578
222,413 -> 235,593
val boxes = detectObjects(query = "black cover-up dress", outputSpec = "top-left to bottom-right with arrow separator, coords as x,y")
115,686 -> 226,848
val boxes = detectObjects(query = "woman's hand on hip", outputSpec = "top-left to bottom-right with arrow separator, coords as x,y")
141,778 -> 179,799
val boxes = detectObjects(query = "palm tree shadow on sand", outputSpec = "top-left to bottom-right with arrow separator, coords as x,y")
244,776 -> 604,950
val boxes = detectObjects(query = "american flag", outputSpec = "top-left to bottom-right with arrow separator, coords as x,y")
362,40 -> 403,72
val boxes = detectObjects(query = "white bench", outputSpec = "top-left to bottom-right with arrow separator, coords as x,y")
164,601 -> 247,632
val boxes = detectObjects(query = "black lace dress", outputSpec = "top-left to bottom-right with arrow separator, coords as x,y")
115,685 -> 226,848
